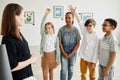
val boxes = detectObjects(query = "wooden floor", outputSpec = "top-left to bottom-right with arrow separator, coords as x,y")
30,46 -> 120,80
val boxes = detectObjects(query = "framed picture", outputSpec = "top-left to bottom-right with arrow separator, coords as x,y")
79,13 -> 93,22
53,6 -> 64,18
24,11 -> 34,24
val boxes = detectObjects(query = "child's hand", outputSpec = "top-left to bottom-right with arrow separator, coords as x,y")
103,69 -> 109,77
63,53 -> 69,59
56,62 -> 60,65
67,53 -> 74,58
68,5 -> 76,13
45,8 -> 51,15
91,63 -> 96,69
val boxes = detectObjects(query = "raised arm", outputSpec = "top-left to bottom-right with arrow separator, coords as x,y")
41,8 -> 51,35
68,5 -> 86,36
68,5 -> 81,23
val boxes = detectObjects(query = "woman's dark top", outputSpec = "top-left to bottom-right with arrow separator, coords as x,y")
1,33 -> 33,80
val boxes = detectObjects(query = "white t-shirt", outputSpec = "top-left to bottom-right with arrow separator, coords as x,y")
43,34 -> 56,52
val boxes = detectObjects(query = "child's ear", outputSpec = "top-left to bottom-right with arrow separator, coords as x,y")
111,26 -> 115,30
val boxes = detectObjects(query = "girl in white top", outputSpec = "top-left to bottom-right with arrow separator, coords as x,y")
68,5 -> 100,80
40,8 -> 60,80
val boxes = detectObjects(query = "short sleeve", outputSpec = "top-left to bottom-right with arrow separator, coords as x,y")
2,37 -> 18,69
110,39 -> 118,53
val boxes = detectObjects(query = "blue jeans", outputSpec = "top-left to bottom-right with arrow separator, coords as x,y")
98,65 -> 114,80
60,53 -> 77,80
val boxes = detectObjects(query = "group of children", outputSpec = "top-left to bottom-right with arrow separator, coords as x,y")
0,3 -> 118,80
40,5 -> 118,80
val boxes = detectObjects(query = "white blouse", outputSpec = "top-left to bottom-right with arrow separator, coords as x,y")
43,34 -> 56,52
79,23 -> 100,63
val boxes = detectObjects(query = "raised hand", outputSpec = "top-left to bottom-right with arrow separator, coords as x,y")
68,5 -> 80,22
45,8 -> 51,16
68,5 -> 76,13
103,69 -> 109,77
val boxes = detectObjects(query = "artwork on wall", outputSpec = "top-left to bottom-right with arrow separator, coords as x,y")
24,11 -> 35,25
53,6 -> 64,18
79,13 -> 93,22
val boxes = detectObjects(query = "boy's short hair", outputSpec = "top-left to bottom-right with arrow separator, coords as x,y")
104,18 -> 117,29
84,18 -> 96,27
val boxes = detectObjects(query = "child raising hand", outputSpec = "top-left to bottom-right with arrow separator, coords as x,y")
40,8 -> 60,80
68,5 -> 100,80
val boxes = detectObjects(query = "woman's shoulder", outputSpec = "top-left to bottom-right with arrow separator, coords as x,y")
2,35 -> 16,44
3,35 -> 15,40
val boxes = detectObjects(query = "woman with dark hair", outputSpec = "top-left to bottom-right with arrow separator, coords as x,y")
1,3 -> 37,80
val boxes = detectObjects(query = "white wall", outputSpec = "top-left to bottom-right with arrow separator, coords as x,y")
0,0 -> 120,46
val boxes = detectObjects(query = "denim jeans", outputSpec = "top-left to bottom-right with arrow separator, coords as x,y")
60,30 -> 77,80
60,53 -> 77,80
98,65 -> 114,80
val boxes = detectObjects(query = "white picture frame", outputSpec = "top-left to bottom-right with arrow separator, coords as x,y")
79,13 -> 93,22
24,11 -> 34,24
53,6 -> 64,18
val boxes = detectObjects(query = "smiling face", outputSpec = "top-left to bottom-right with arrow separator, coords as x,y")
65,12 -> 74,26
85,23 -> 95,33
45,22 -> 54,34
84,19 -> 96,33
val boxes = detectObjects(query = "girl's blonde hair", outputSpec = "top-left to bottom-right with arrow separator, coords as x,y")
45,22 -> 55,33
